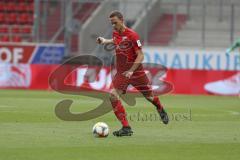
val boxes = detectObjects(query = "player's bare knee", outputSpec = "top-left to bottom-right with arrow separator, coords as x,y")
109,90 -> 118,102
109,94 -> 117,102
145,95 -> 154,102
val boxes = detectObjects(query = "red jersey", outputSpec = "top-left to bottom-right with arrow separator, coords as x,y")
112,27 -> 143,73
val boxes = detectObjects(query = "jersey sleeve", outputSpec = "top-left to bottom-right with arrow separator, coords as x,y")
131,32 -> 142,52
112,32 -> 117,44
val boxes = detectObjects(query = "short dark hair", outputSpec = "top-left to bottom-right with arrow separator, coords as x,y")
109,10 -> 123,20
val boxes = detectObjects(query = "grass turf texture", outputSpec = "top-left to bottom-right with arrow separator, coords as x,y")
0,89 -> 240,160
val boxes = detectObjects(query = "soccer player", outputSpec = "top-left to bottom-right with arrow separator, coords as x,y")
96,11 -> 169,137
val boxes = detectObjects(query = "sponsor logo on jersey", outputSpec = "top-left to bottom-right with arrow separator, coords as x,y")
137,40 -> 142,47
122,36 -> 128,41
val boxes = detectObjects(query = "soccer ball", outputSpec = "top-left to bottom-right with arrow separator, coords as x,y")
92,122 -> 109,137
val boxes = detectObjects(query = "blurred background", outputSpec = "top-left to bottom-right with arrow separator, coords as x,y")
0,0 -> 239,96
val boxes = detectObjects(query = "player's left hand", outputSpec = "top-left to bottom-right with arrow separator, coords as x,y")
122,70 -> 133,78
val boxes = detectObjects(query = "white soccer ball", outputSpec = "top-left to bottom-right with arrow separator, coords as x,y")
92,122 -> 109,137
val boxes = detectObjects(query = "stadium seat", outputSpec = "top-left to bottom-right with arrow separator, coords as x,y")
148,14 -> 187,46
27,3 -> 34,13
21,26 -> 32,33
12,35 -> 22,42
6,3 -> 16,12
12,26 -> 21,33
27,14 -> 34,25
0,35 -> 10,42
19,13 -> 29,24
16,3 -> 25,13
0,3 -> 5,12
0,13 -> 5,24
0,25 -> 9,33
7,13 -> 18,25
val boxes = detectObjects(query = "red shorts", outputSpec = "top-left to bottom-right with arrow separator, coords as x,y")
112,70 -> 152,96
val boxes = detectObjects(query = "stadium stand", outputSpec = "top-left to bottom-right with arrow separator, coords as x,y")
130,0 -> 240,49
39,1 -> 99,52
169,0 -> 240,48
148,14 -> 187,46
0,0 -> 99,48
71,2 -> 99,52
1,0 -> 240,50
0,0 -> 34,42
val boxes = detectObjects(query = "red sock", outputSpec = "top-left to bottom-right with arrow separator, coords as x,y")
152,96 -> 163,111
110,100 -> 129,127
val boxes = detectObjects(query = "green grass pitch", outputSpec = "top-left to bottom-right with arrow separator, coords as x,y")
0,89 -> 240,160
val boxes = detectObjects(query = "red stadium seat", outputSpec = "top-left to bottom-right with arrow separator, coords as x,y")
17,3 -> 27,13
21,26 -> 32,33
0,13 -> 5,24
0,25 -> 9,33
6,13 -> 18,25
27,3 -> 34,13
6,3 -> 16,13
19,13 -> 28,24
0,3 -> 6,12
0,35 -> 10,42
27,14 -> 34,25
12,26 -> 21,33
12,35 -> 22,42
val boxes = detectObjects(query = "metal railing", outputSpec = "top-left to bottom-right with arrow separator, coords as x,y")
142,0 -> 240,48
32,0 -> 240,57
33,0 -> 102,56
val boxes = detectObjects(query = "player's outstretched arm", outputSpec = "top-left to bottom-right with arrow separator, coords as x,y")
128,49 -> 144,72
96,37 -> 114,45
122,49 -> 144,78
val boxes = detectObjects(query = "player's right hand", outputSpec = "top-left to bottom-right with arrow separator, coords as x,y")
96,37 -> 106,44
